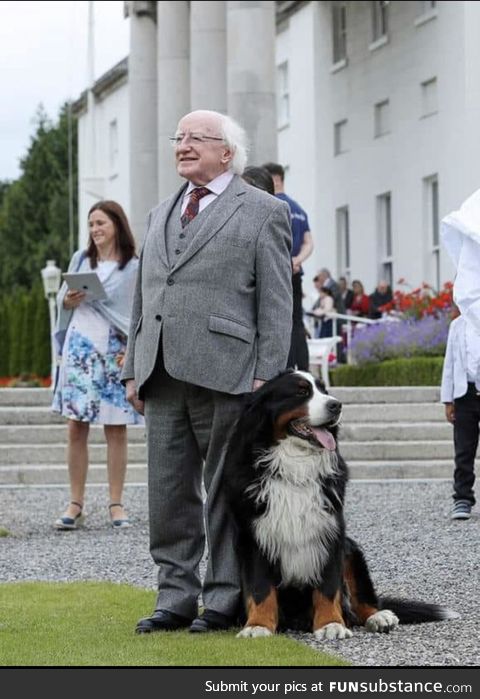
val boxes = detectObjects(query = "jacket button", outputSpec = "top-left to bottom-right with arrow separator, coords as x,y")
167,277 -> 174,286
174,249 -> 181,255
155,314 -> 161,321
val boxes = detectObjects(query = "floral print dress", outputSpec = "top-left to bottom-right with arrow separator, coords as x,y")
52,262 -> 142,425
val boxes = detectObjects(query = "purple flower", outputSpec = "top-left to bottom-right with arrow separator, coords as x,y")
350,314 -> 449,365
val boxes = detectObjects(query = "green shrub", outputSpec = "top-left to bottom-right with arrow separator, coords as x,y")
0,286 -> 50,379
32,284 -> 51,378
0,299 -> 9,376
330,356 -> 444,386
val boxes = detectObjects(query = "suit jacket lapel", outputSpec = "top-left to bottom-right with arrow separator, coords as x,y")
171,176 -> 247,272
154,184 -> 187,269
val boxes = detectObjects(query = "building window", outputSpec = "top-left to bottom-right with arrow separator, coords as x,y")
418,0 -> 436,13
334,119 -> 348,155
374,99 -> 390,137
332,2 -> 347,64
421,77 -> 438,117
109,119 -> 119,173
336,206 -> 350,280
415,1 -> 438,26
424,175 -> 440,290
276,62 -> 289,129
377,192 -> 393,287
371,1 -> 389,42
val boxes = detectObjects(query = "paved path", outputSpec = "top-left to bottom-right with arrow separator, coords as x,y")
0,479 -> 478,666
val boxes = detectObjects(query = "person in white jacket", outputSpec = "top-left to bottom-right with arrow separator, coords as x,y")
441,307 -> 479,520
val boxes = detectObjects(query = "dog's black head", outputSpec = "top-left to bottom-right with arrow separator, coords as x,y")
242,370 -> 342,451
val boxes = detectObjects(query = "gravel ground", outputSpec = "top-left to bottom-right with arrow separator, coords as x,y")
0,480 -> 478,666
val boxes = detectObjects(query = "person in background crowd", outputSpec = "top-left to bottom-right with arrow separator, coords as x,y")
242,166 -> 275,195
369,280 -> 393,319
349,279 -> 370,318
339,276 -> 354,312
441,304 -> 478,520
312,286 -> 335,338
123,110 -> 292,635
263,162 -> 313,371
52,200 -> 141,531
313,268 -> 344,315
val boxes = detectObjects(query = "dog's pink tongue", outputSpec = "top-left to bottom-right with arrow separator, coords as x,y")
311,427 -> 336,451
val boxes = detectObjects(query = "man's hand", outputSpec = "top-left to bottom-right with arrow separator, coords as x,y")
63,290 -> 86,310
126,379 -> 145,415
445,402 -> 455,424
292,256 -> 302,275
252,379 -> 266,391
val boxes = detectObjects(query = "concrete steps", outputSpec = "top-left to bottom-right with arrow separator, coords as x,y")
0,463 -> 147,486
0,386 -> 455,483
0,424 -> 146,444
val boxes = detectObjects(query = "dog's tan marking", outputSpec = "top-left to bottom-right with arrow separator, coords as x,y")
344,558 -> 379,624
243,587 -> 278,633
312,590 -> 345,631
273,407 -> 308,441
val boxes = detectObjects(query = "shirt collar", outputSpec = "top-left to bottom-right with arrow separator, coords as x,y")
185,170 -> 234,197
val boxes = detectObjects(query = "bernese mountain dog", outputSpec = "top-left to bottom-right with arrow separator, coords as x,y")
222,369 -> 458,640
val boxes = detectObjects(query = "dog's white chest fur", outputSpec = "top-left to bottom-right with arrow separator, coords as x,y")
250,437 -> 339,586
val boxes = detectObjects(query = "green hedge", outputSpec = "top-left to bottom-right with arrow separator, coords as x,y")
330,356 -> 444,386
0,283 -> 51,379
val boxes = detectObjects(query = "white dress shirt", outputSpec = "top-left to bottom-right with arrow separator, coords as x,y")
181,171 -> 234,217
441,315 -> 480,402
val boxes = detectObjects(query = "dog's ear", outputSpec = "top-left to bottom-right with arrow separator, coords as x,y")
229,385 -> 274,447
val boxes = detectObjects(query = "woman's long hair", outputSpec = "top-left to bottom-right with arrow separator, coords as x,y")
86,200 -> 137,269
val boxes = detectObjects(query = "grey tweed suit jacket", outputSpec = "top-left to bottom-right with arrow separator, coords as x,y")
122,174 -> 293,395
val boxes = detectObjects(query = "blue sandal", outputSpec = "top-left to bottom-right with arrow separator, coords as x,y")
109,503 -> 131,529
55,501 -> 84,530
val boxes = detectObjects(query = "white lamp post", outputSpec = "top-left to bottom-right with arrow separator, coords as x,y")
41,260 -> 62,389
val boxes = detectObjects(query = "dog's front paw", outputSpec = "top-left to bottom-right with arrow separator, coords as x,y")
314,623 -> 353,641
365,609 -> 399,633
236,625 -> 273,638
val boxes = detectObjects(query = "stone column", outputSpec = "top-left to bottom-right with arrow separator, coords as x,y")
190,1 -> 227,112
226,0 -> 277,166
126,0 -> 158,242
157,0 -> 190,199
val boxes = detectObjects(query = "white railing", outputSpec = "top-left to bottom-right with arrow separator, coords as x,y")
305,311 -> 380,366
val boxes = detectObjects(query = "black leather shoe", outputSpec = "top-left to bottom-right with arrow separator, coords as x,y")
189,609 -> 236,633
135,609 -> 192,634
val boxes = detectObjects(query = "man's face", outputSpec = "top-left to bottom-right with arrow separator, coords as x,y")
174,112 -> 232,185
317,273 -> 326,286
272,174 -> 283,194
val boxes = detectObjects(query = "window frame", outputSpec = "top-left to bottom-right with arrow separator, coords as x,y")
334,119 -> 348,156
376,192 -> 393,287
332,1 -> 347,65
276,61 -> 290,129
336,205 -> 351,281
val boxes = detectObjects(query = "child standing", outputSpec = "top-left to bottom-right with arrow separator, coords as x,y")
441,308 -> 478,520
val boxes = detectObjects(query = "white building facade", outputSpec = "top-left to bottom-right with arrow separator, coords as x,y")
75,0 -> 480,297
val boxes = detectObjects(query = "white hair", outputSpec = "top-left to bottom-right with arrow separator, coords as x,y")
178,110 -> 249,175
218,113 -> 249,175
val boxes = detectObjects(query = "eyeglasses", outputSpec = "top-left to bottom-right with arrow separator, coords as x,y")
169,133 -> 225,146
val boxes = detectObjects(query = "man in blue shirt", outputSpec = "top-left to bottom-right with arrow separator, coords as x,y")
263,162 -> 314,371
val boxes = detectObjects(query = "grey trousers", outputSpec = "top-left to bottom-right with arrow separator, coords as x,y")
143,356 -> 243,620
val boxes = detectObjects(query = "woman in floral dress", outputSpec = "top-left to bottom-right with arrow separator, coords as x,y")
53,201 -> 141,530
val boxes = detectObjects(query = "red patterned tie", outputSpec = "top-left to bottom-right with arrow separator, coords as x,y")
181,187 -> 211,228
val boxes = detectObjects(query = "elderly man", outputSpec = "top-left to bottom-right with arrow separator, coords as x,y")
122,110 -> 293,633
368,280 -> 393,320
